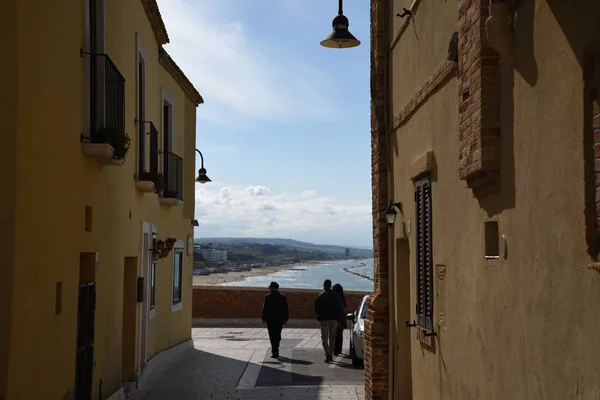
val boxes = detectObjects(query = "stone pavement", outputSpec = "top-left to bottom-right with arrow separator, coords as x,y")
130,326 -> 365,400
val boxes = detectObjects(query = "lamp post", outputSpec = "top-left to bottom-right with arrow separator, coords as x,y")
195,149 -> 212,184
320,0 -> 361,49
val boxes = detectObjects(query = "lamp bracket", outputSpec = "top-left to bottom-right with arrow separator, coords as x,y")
396,8 -> 412,18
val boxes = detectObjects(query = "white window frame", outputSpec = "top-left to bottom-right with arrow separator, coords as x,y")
148,226 -> 157,320
171,240 -> 184,313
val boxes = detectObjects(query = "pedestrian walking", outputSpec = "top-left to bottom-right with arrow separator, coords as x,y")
261,281 -> 289,358
314,279 -> 345,363
332,283 -> 347,356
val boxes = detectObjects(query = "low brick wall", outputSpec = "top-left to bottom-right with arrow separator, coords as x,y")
192,286 -> 370,320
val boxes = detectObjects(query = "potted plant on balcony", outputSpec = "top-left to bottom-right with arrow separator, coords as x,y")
95,125 -> 131,162
152,172 -> 164,194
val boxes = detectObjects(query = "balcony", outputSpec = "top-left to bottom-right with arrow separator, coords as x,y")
135,121 -> 159,193
82,54 -> 128,166
160,152 -> 183,206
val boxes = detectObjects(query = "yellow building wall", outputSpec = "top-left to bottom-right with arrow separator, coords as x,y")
390,1 -> 600,399
5,0 -> 197,398
8,0 -> 85,398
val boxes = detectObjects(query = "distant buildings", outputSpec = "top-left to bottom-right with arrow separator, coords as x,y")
345,248 -> 350,257
198,248 -> 228,263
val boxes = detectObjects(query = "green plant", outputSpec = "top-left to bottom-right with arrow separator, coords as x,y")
152,172 -> 164,193
96,125 -> 131,161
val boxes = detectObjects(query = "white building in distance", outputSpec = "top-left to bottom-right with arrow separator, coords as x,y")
198,248 -> 227,263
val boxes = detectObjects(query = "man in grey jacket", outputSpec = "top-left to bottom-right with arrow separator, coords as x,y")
314,279 -> 345,362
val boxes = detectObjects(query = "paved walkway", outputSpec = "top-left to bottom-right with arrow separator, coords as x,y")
131,326 -> 365,400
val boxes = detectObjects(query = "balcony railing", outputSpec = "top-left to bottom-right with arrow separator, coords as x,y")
163,152 -> 183,201
91,54 -> 125,143
137,121 -> 159,180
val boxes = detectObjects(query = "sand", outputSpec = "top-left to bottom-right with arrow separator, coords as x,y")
192,262 -> 320,286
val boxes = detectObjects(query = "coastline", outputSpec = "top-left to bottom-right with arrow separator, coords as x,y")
192,261 -> 322,286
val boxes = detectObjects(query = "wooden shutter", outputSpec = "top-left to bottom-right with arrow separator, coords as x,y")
415,175 -> 433,330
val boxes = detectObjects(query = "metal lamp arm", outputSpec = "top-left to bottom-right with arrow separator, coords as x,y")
195,149 -> 205,169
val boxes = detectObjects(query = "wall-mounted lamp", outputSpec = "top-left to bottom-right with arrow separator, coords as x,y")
152,237 -> 178,260
191,219 -> 199,227
320,0 -> 360,49
195,149 -> 212,184
385,200 -> 404,227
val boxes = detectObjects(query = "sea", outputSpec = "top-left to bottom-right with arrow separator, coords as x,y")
219,259 -> 374,292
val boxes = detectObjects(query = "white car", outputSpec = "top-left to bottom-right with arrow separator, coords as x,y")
347,294 -> 368,366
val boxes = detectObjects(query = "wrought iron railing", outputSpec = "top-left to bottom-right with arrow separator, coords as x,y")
163,152 -> 183,201
91,54 -> 125,143
137,121 -> 159,180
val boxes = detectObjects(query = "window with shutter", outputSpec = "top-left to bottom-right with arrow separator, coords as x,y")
415,175 -> 433,331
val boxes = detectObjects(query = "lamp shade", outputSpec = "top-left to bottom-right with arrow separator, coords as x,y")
195,167 -> 212,184
385,201 -> 400,226
320,15 -> 361,49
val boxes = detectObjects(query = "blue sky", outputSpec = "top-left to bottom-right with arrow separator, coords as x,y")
156,0 -> 372,248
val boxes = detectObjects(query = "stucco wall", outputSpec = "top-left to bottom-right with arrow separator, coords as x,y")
387,0 -> 600,399
193,286 -> 369,320
5,0 -> 197,398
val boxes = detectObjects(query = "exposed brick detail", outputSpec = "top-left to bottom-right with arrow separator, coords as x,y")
192,287 -> 367,320
367,0 -> 390,398
592,91 -> 600,260
393,60 -> 457,129
586,49 -> 600,261
457,0 -> 503,196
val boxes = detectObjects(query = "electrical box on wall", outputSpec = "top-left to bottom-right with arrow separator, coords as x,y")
136,277 -> 144,302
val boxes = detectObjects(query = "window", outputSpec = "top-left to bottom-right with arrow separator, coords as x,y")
485,221 -> 500,259
150,261 -> 156,310
415,174 -> 433,331
137,51 -> 146,176
360,301 -> 368,320
172,249 -> 183,305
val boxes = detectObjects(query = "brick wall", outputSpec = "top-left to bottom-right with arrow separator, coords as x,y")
366,0 -> 390,399
457,0 -> 503,196
192,286 -> 369,320
587,50 -> 600,262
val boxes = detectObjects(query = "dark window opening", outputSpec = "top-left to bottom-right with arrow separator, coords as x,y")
485,221 -> 500,258
173,250 -> 183,304
150,261 -> 156,310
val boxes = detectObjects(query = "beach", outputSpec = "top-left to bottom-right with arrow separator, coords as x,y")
194,259 -> 375,291
192,262 -> 320,286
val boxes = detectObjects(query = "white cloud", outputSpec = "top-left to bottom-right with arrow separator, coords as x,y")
194,183 -> 372,246
156,0 -> 341,124
247,185 -> 271,197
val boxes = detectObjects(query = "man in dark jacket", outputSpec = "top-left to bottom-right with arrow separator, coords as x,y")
314,279 -> 345,362
261,281 -> 289,358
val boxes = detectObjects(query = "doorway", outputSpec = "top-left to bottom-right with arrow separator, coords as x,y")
75,253 -> 97,400
122,257 -> 138,382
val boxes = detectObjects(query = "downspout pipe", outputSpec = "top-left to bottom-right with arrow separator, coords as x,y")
485,0 -> 514,60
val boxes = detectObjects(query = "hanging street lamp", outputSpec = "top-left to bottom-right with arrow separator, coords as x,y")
320,0 -> 361,49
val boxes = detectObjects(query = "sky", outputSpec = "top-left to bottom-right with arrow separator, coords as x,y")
156,0 -> 372,249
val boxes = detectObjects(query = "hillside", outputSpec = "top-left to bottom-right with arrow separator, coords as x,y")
195,237 -> 373,259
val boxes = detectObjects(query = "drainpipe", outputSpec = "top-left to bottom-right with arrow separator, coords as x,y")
485,0 -> 514,60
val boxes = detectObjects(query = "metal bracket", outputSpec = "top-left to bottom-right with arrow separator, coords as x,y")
396,8 -> 412,18
423,329 -> 437,337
